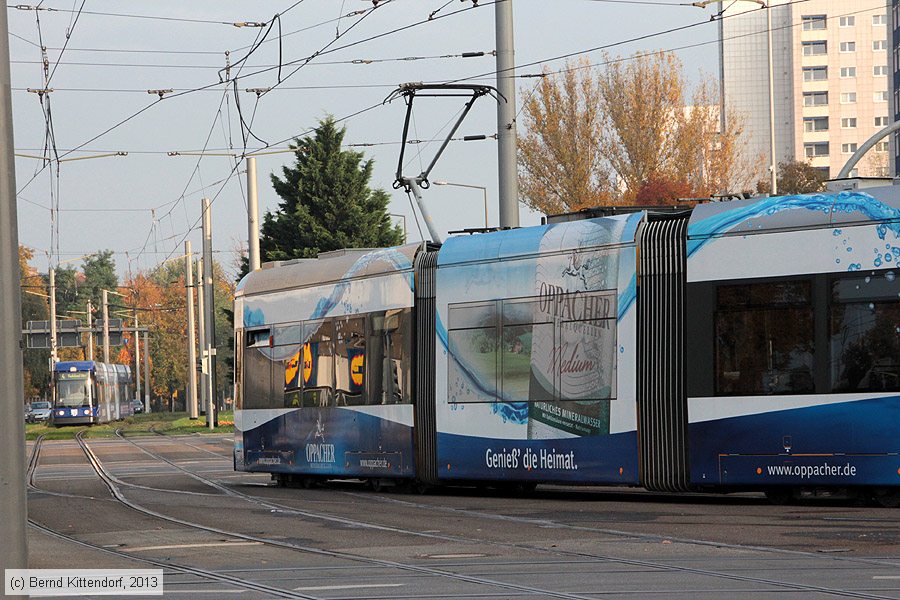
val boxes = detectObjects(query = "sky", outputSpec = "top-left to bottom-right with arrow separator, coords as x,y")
8,0 -> 724,279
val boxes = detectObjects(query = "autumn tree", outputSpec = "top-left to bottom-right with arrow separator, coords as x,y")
258,117 -> 403,270
124,259 -> 234,407
756,160 -> 827,195
518,58 -> 614,214
518,52 -> 759,212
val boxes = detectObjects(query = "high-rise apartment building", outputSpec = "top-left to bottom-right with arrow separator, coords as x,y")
720,0 -> 891,180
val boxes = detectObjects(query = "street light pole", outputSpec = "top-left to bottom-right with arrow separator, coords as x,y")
432,181 -> 489,228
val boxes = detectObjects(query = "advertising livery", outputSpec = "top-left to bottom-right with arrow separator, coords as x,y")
235,186 -> 899,504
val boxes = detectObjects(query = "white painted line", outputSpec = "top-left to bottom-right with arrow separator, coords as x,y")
294,583 -> 404,591
873,576 -> 900,580
121,541 -> 262,553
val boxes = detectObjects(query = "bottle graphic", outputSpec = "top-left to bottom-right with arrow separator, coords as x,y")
527,220 -> 619,440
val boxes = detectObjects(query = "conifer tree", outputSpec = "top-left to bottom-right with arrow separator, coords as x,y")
260,117 -> 403,263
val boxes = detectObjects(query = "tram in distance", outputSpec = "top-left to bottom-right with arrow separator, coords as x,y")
233,185 -> 900,504
51,361 -> 134,426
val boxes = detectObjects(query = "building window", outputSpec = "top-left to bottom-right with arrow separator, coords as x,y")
875,116 -> 889,127
841,143 -> 858,153
804,142 -> 829,157
802,41 -> 828,56
874,40 -> 888,50
873,14 -> 887,26
803,116 -> 829,132
875,90 -> 889,102
876,141 -> 889,152
841,117 -> 857,128
874,65 -> 888,76
839,15 -> 855,27
803,91 -> 828,106
840,66 -> 857,78
840,92 -> 857,104
803,66 -> 828,81
839,41 -> 856,52
801,15 -> 826,30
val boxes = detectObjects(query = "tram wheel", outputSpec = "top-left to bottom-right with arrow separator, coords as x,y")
369,478 -> 387,493
300,476 -> 316,489
408,480 -> 431,495
515,482 -> 538,495
872,488 -> 900,508
764,488 -> 793,505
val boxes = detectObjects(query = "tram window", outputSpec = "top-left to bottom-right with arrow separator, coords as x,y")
335,317 -> 366,406
246,327 -> 272,348
242,340 -> 273,409
830,273 -> 900,392
501,299 -> 553,402
388,309 -> 413,404
56,373 -> 91,407
715,280 -> 815,395
272,323 -> 303,346
365,310 -> 411,405
301,320 -> 334,407
448,302 -> 498,402
234,330 -> 243,410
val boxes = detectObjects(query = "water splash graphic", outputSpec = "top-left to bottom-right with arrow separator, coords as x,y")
688,192 -> 900,271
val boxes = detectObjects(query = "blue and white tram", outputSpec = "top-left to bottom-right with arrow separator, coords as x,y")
234,186 -> 900,502
51,361 -> 134,426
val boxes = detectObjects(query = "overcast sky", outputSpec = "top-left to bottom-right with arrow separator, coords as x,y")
9,0 -> 723,278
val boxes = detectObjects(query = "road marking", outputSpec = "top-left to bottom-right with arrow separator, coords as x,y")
121,541 -> 262,552
426,552 -> 486,559
294,584 -> 404,591
873,576 -> 900,580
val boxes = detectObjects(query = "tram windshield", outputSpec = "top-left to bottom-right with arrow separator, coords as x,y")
56,373 -> 91,407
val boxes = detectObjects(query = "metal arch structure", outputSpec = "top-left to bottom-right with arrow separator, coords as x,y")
837,119 -> 900,179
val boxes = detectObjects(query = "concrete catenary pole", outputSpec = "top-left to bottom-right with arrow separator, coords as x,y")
247,156 -> 261,272
86,299 -> 93,361
0,0 -> 28,577
495,0 -> 519,229
766,4 -> 778,195
196,258 -> 209,424
134,311 -> 142,410
185,241 -> 198,419
143,330 -> 150,411
49,267 -> 57,364
201,198 -> 217,429
102,289 -> 110,364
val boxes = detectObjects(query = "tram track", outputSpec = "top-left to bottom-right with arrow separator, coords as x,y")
117,431 -> 900,600
75,431 -> 600,600
26,432 -> 323,599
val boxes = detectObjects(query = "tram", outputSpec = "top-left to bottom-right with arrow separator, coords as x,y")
233,186 -> 900,503
51,361 -> 134,426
